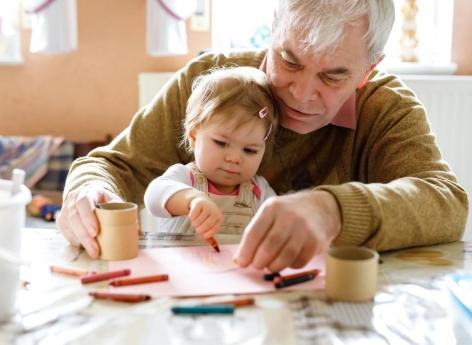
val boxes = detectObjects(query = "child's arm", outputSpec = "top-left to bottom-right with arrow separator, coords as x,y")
144,163 -> 223,237
144,164 -> 194,217
166,190 -> 223,239
164,188 -> 202,215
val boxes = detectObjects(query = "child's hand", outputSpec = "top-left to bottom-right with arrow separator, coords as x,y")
189,196 -> 223,239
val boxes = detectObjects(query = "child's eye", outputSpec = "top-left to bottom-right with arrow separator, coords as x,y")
243,148 -> 258,154
212,139 -> 226,147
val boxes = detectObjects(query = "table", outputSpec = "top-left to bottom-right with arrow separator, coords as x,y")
1,228 -> 471,345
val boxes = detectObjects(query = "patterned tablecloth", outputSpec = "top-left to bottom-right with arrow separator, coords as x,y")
0,228 -> 470,345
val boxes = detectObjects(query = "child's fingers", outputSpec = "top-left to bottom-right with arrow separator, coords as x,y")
194,215 -> 214,234
202,220 -> 221,238
195,215 -> 220,235
189,201 -> 201,215
189,203 -> 204,222
191,208 -> 209,228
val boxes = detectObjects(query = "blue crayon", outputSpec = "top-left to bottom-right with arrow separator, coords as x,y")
171,304 -> 235,315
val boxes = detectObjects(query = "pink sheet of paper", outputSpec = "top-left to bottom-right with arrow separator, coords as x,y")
107,245 -> 325,297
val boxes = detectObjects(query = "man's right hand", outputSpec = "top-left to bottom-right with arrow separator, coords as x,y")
56,185 -> 122,258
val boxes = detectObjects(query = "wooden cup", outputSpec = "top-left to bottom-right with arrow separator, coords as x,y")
95,202 -> 139,260
325,246 -> 379,302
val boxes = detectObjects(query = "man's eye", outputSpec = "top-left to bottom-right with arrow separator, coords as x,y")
282,58 -> 299,69
279,52 -> 299,69
323,75 -> 344,86
212,139 -> 226,147
243,148 -> 258,154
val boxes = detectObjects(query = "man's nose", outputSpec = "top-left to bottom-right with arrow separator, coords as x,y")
289,75 -> 321,103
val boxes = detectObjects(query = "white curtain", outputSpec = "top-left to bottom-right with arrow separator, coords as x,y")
24,0 -> 77,54
0,0 -> 22,63
147,0 -> 197,56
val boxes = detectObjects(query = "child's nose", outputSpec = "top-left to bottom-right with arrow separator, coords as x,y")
225,148 -> 242,164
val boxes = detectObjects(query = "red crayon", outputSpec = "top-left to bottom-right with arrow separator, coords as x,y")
110,274 -> 169,287
206,236 -> 220,252
81,269 -> 131,284
89,291 -> 151,303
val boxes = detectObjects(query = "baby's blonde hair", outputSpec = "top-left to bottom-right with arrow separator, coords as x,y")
183,66 -> 278,152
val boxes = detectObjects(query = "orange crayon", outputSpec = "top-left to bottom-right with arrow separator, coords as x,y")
81,269 -> 131,284
89,291 -> 151,303
110,274 -> 169,287
206,236 -> 220,252
208,297 -> 255,308
50,265 -> 95,277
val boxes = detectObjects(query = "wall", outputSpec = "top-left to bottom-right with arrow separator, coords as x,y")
0,0 -> 211,142
0,0 -> 471,141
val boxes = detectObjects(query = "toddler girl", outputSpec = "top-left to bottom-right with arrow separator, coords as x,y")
144,66 -> 278,242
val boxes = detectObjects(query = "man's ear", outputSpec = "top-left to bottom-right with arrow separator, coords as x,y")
357,54 -> 384,88
188,129 -> 197,149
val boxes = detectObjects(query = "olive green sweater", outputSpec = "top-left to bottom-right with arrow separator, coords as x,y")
64,50 -> 468,251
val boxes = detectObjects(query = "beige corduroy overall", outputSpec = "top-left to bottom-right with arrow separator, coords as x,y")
173,167 -> 258,235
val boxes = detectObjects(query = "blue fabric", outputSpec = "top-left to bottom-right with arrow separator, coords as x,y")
0,136 -> 64,188
36,141 -> 74,191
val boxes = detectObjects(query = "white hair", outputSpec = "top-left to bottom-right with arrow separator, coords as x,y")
272,0 -> 395,64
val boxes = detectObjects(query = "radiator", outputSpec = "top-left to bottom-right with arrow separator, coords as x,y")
138,72 -> 174,109
137,73 -> 472,240
402,76 -> 472,240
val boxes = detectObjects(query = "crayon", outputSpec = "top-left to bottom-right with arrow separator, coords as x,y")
206,236 -> 220,253
273,269 -> 320,285
89,291 -> 151,303
50,265 -> 95,277
263,272 -> 280,281
207,297 -> 255,308
110,274 -> 169,287
171,305 -> 235,315
81,269 -> 131,284
275,273 -> 316,289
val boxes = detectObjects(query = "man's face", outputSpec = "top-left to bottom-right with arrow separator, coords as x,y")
266,20 -> 372,134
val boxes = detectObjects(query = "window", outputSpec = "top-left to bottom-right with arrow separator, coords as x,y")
212,0 -> 455,74
380,0 -> 455,74
0,0 -> 22,64
212,0 -> 276,51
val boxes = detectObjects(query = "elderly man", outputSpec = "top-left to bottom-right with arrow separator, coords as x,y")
57,0 -> 468,272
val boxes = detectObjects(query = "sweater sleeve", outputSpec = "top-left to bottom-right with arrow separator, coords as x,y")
63,72 -> 190,205
63,54 -> 220,205
143,163 -> 193,218
254,175 -> 277,208
317,74 -> 468,251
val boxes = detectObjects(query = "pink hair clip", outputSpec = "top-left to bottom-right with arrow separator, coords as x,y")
264,124 -> 272,141
259,106 -> 269,118
258,106 -> 271,141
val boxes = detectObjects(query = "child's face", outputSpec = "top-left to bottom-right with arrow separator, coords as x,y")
190,109 -> 267,193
